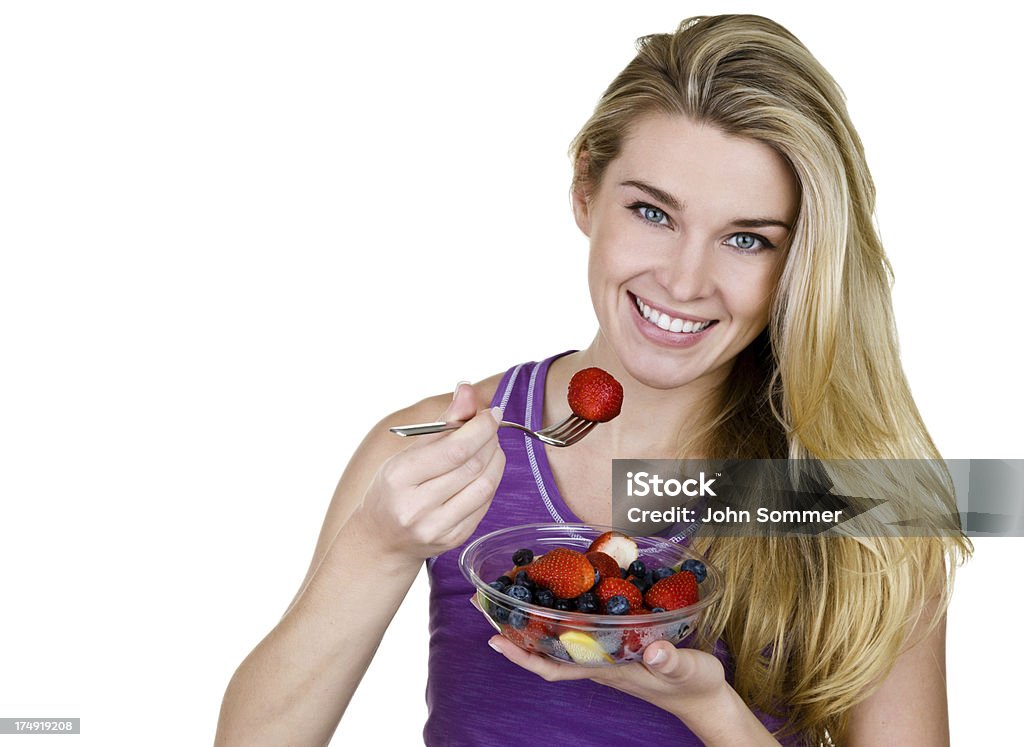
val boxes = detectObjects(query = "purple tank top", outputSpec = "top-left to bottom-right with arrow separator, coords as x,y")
423,352 -> 800,746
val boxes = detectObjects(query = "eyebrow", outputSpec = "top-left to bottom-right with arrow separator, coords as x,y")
729,217 -> 792,232
621,180 -> 682,211
620,179 -> 792,232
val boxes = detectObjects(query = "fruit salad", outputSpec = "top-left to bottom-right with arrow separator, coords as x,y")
462,525 -> 719,666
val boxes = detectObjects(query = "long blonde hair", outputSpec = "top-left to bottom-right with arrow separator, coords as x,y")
571,15 -> 971,744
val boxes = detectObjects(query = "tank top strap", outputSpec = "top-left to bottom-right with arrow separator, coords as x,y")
488,350 -> 576,425
486,350 -> 697,546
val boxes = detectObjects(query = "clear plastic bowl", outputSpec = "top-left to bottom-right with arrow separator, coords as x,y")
459,522 -> 722,666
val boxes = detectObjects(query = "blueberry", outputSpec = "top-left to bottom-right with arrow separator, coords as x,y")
651,606 -> 665,613
627,560 -> 646,578
512,548 -> 534,566
534,588 -> 555,608
651,566 -> 675,582
621,567 -> 629,579
554,598 -> 575,611
496,574 -> 514,587
575,592 -> 598,614
506,584 -> 533,604
629,575 -> 650,593
489,580 -> 509,593
508,608 -> 528,629
493,604 -> 511,624
605,595 -> 630,615
681,559 -> 707,583
592,569 -> 600,586
514,570 -> 534,589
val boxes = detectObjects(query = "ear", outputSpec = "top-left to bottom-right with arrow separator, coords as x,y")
571,153 -> 593,237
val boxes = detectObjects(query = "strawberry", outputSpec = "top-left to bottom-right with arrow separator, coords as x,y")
594,577 -> 644,612
585,551 -> 621,583
614,610 -> 655,655
567,367 -> 623,422
620,627 -> 643,656
503,565 -> 530,581
525,548 -> 597,599
502,615 -> 554,651
644,570 -> 699,611
586,531 -> 639,570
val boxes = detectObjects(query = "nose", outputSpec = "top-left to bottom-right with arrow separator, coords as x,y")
653,236 -> 717,303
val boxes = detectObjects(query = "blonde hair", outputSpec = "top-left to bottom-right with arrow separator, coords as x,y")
571,15 -> 971,744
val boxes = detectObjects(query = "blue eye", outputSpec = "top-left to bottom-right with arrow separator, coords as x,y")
726,233 -> 774,253
628,202 -> 670,226
642,206 -> 666,224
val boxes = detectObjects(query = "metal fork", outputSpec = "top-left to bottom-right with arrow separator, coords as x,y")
389,413 -> 598,447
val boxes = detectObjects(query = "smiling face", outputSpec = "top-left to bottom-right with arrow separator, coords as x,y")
574,114 -> 800,391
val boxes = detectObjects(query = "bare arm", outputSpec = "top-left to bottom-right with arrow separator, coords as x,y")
846,599 -> 949,746
214,383 -> 504,746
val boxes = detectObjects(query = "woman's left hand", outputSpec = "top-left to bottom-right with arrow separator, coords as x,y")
487,634 -> 729,720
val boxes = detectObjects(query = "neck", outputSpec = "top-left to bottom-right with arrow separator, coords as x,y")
548,333 -> 729,458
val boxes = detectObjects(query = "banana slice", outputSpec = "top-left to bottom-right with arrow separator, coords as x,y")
558,631 -> 614,664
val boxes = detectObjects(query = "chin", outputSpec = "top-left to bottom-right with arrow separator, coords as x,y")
617,354 -> 706,391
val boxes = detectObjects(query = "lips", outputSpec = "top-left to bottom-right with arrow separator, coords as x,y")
629,293 -> 717,334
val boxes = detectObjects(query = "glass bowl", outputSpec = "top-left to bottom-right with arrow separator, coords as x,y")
459,522 -> 722,666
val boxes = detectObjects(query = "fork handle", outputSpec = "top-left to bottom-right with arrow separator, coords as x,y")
388,420 -> 466,437
389,419 -> 528,437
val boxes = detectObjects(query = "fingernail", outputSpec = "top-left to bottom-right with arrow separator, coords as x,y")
647,649 -> 666,666
453,380 -> 470,400
490,406 -> 503,423
488,639 -> 504,654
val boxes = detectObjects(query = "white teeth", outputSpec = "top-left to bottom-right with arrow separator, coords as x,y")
633,295 -> 712,334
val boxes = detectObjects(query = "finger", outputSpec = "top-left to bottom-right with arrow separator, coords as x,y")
410,428 -> 501,511
487,636 -> 595,682
444,486 -> 497,547
394,380 -> 485,455
398,406 -> 501,486
429,460 -> 503,551
641,641 -> 691,681
408,444 -> 504,549
427,439 -> 504,522
440,381 -> 480,423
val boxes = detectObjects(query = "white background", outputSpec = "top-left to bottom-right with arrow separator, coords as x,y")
1,2 -> 1021,744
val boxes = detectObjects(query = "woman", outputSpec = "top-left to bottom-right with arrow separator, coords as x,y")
216,15 -> 969,746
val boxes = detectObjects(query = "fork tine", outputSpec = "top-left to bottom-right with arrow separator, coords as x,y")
559,418 -> 597,445
566,420 -> 598,445
539,414 -> 596,445
535,413 -> 576,438
550,416 -> 588,440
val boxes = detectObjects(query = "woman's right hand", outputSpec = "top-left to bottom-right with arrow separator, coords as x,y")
354,382 -> 505,564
